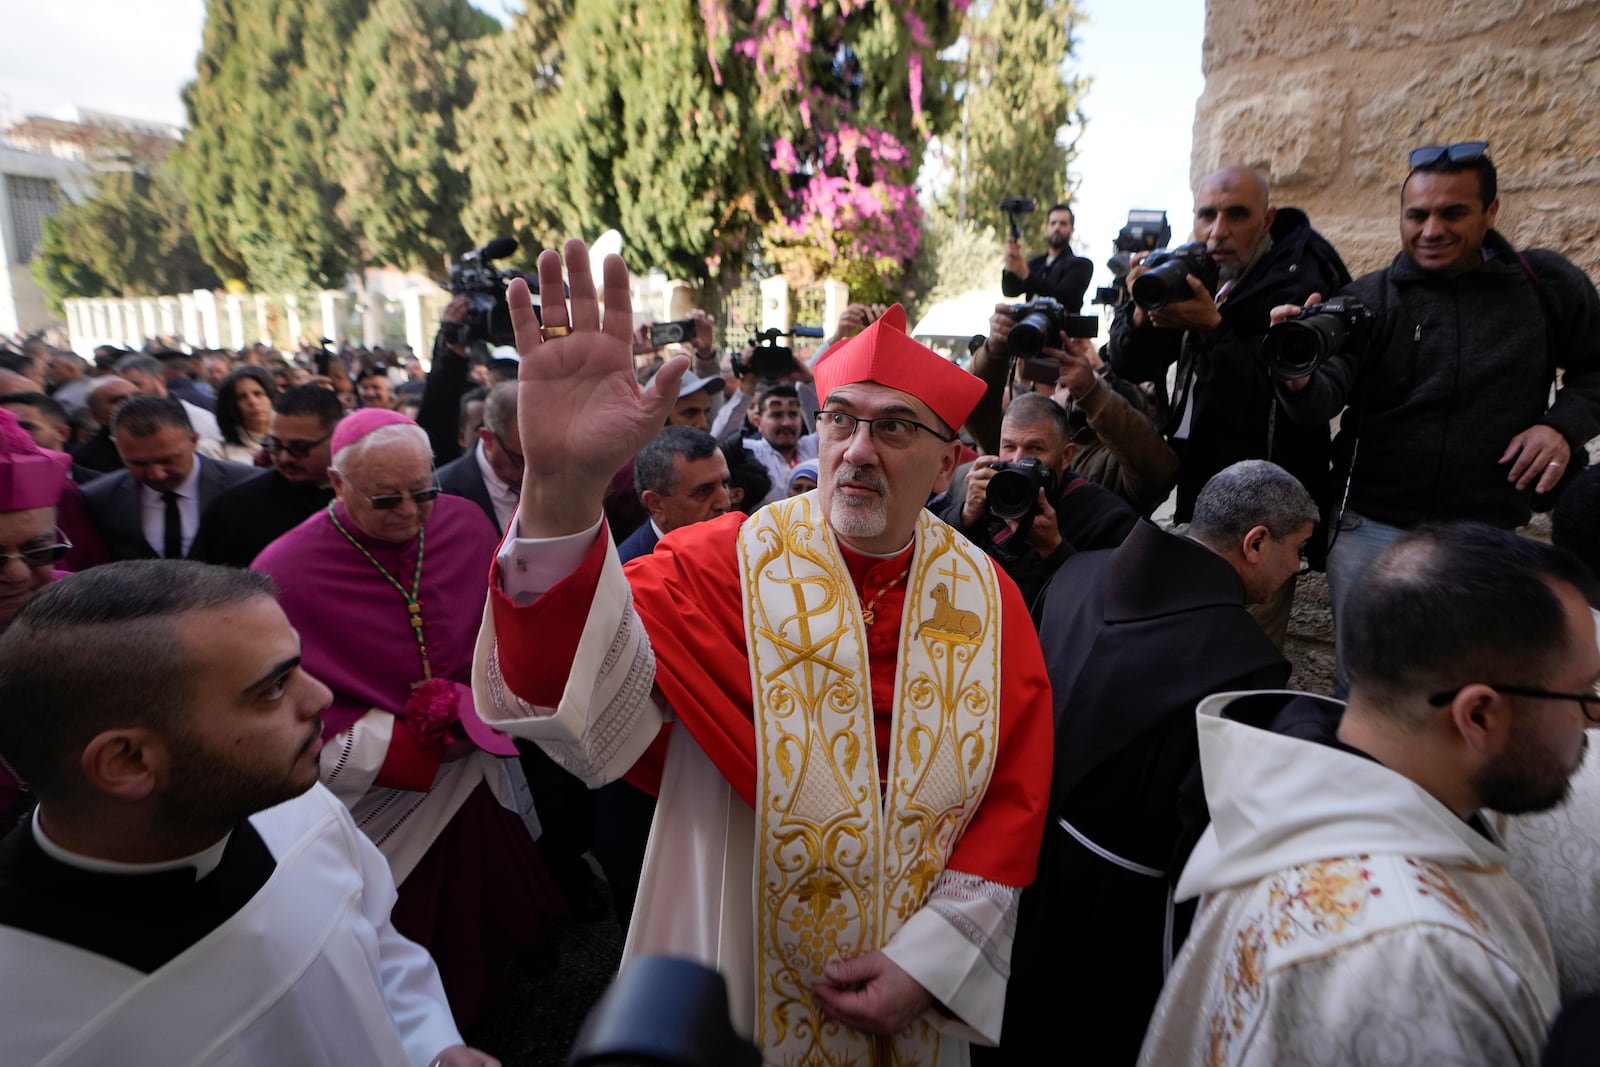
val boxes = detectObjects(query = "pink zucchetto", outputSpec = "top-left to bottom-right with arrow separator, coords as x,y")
0,408 -> 70,513
330,407 -> 418,457
811,304 -> 986,434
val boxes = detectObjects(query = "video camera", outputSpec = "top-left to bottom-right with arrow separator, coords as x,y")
1097,210 -> 1172,306
446,236 -> 527,347
999,196 -> 1036,240
1130,242 -> 1219,312
733,325 -> 824,381
1260,297 -> 1374,381
1001,297 -> 1099,384
987,457 -> 1057,524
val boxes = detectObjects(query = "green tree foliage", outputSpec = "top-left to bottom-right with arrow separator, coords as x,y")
455,0 -> 579,266
179,0 -> 373,292
900,209 -> 1005,322
458,0 -> 770,289
335,0 -> 497,276
943,0 -> 1088,243
30,165 -> 222,316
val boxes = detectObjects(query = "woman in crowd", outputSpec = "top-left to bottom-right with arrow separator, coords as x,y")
215,364 -> 278,464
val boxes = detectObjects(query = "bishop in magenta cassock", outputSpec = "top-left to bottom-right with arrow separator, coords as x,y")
253,408 -> 561,1029
472,242 -> 1053,1067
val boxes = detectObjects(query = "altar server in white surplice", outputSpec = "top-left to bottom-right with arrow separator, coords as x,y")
0,561 -> 497,1067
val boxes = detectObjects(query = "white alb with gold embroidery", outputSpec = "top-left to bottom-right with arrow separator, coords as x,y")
740,492 -> 1001,1066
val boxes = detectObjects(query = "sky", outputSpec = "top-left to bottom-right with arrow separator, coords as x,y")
0,0 -> 1205,298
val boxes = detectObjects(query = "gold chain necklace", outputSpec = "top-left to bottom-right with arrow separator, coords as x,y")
860,564 -> 911,627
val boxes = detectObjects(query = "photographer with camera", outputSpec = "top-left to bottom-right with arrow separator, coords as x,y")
938,391 -> 1136,610
963,305 -> 1179,517
1002,202 -> 1094,312
1108,166 -> 1348,643
1271,143 -> 1600,688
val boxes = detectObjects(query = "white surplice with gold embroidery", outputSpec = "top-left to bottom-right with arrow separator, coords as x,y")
740,495 -> 1000,1067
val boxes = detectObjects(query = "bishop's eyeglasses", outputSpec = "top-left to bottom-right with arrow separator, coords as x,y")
814,409 -> 954,448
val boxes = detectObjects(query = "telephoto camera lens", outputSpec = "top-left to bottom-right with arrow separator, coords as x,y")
1130,242 -> 1218,312
1007,310 -> 1055,357
1259,297 -> 1373,381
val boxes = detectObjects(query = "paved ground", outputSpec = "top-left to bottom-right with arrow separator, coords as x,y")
469,911 -> 625,1066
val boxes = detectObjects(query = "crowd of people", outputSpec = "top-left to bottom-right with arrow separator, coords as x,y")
3,142 -> 1600,1066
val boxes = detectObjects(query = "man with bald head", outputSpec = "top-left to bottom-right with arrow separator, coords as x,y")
71,377 -> 139,474
1108,166 -> 1348,642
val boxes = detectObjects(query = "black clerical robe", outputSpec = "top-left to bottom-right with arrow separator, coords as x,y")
979,520 -> 1289,1067
194,470 -> 335,568
0,786 -> 462,1065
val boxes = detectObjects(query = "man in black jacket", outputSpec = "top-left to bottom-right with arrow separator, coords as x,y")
194,385 -> 342,568
981,460 -> 1314,1067
1275,143 -> 1600,689
937,392 -> 1136,612
1109,167 -> 1349,524
1002,202 -> 1094,312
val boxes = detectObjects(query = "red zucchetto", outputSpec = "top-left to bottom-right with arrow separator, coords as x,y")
812,304 -> 985,433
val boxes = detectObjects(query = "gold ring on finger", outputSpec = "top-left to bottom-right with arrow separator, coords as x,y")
541,325 -> 571,340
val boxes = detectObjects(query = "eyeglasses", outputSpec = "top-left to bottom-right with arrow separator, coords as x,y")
1428,682 -> 1600,723
262,433 -> 331,459
334,474 -> 441,511
1408,141 -> 1490,169
0,530 -> 73,569
814,409 -> 954,448
490,431 -> 525,472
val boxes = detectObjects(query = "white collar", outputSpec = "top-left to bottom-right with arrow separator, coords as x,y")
32,807 -> 231,881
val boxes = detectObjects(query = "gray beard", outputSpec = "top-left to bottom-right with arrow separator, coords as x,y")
1219,233 -> 1274,285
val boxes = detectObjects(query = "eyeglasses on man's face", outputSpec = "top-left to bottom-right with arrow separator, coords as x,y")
0,530 -> 73,569
1428,681 -> 1600,723
1408,141 -> 1489,169
262,433 -> 331,459
814,409 -> 954,448
335,474 -> 441,511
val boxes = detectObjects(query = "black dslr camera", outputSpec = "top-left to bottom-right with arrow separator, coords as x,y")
733,325 -> 824,381
1260,297 -> 1375,381
1002,297 -> 1099,383
1130,241 -> 1219,312
987,457 -> 1056,523
446,236 -> 526,346
1099,209 -> 1173,305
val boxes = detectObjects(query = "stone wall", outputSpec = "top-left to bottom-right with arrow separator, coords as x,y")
1191,0 -> 1600,282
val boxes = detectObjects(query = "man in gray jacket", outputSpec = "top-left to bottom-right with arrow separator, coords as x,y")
1277,143 -> 1600,685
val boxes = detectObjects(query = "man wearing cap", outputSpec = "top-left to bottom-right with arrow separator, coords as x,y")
602,364 -> 726,542
474,240 -> 1053,1064
0,408 -> 81,827
252,408 -> 560,1029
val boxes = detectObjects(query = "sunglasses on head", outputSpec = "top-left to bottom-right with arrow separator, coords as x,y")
262,433 -> 331,459
1408,141 -> 1489,169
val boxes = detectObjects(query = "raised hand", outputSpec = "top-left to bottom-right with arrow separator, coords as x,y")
511,238 -> 687,537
